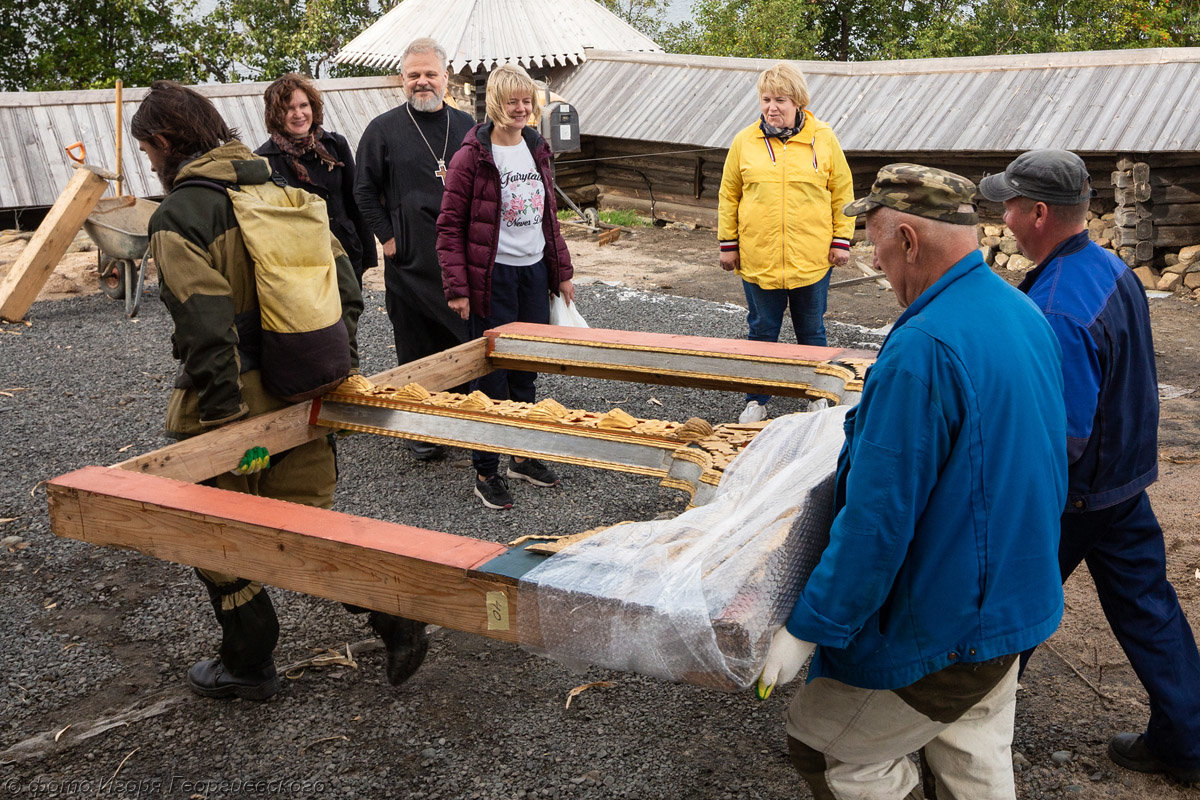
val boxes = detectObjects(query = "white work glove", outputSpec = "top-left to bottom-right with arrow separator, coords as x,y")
756,625 -> 817,700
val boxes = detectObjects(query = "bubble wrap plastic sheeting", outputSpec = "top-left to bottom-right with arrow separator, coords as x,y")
518,406 -> 848,691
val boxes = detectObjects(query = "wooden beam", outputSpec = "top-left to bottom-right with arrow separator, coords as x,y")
485,322 -> 875,362
47,466 -> 530,644
315,395 -> 708,483
851,260 -> 891,290
483,323 -> 869,400
370,336 -> 490,391
114,402 -> 321,482
831,273 -> 889,289
1151,225 -> 1200,248
597,191 -> 718,229
485,357 -> 829,399
114,340 -> 493,482
0,168 -> 108,321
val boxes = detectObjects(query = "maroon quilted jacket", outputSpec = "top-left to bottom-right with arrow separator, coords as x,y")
437,122 -> 573,318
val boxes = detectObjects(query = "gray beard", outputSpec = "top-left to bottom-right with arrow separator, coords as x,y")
407,91 -> 444,113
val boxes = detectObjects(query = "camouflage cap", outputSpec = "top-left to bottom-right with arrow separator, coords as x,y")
843,163 -> 978,225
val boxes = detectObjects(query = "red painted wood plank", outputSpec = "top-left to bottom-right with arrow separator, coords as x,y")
50,467 -> 507,571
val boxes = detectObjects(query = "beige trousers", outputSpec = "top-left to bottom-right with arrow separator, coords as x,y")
785,658 -> 1019,800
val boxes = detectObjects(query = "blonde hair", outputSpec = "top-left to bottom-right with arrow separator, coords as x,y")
486,64 -> 543,128
757,62 -> 810,110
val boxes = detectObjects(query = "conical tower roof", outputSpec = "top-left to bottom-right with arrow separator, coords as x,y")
336,0 -> 661,73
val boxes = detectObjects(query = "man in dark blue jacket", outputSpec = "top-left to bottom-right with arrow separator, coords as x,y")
982,149 -> 1200,786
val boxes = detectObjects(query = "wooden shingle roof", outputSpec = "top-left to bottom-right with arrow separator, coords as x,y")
553,48 -> 1200,155
0,77 -> 405,209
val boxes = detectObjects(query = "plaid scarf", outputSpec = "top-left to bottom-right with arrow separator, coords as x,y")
759,113 -> 805,143
269,127 -> 343,184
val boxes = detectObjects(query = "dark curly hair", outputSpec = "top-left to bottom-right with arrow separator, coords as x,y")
263,73 -> 323,137
130,80 -> 237,156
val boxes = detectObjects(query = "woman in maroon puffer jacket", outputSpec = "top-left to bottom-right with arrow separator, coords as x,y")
436,63 -> 575,511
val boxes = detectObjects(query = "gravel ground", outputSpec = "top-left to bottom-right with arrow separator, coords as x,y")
0,282 -> 1189,799
0,283 -> 883,800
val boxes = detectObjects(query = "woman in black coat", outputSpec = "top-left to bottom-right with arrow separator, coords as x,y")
256,73 -> 377,285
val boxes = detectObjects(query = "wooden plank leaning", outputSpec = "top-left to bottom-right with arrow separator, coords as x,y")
0,168 -> 109,321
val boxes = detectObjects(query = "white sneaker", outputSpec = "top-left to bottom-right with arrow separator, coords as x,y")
739,400 -> 768,423
808,398 -> 829,411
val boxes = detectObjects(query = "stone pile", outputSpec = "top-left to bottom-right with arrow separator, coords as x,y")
976,214 -> 1200,299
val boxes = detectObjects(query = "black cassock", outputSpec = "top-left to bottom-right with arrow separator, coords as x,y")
355,103 -> 476,367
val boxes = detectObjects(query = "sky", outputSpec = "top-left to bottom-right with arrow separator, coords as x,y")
662,0 -> 694,25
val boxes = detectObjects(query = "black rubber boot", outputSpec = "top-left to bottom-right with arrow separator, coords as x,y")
187,657 -> 280,700
368,612 -> 429,686
196,571 -> 280,676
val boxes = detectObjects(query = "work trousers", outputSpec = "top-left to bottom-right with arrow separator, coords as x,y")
195,435 -> 336,673
785,657 -> 1019,800
1058,491 -> 1200,768
742,271 -> 830,405
468,260 -> 551,477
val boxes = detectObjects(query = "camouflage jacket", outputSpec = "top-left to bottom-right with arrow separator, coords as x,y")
147,141 -> 361,436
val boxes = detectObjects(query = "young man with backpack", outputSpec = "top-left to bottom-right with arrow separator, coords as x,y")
132,81 -> 429,699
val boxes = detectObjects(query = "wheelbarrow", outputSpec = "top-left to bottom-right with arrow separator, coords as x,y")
82,195 -> 159,317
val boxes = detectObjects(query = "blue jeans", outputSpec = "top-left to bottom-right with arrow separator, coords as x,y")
469,260 -> 551,477
743,271 -> 830,404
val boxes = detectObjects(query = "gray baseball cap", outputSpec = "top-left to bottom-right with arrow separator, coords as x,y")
978,149 -> 1097,205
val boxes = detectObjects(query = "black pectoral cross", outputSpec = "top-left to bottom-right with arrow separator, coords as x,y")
435,159 -> 447,185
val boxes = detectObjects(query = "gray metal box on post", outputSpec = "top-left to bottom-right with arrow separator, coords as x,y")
540,102 -> 580,154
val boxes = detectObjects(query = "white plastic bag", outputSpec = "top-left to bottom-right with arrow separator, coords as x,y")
549,294 -> 588,327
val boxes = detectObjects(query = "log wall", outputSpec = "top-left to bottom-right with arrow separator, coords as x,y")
555,138 -> 1200,291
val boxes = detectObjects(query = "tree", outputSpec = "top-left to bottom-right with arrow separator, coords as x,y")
0,0 -> 205,91
660,0 -> 822,59
661,0 -> 1200,61
195,0 -> 400,82
0,0 -> 399,90
658,0 -> 951,61
601,0 -> 668,40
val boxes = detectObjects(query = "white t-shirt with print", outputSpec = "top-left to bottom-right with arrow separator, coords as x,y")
492,141 -> 546,266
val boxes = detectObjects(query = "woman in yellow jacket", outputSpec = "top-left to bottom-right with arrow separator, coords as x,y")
718,62 -> 855,423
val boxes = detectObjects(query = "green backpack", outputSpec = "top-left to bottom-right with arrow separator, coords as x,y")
178,178 -> 351,402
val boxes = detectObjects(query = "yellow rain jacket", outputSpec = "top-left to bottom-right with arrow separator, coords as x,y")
718,110 -> 855,290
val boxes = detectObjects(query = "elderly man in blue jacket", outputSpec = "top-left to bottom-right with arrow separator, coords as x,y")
981,149 -> 1200,786
757,164 -> 1067,799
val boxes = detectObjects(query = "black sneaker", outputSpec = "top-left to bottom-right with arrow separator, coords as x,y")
475,474 -> 514,509
406,439 -> 445,461
187,657 -> 280,700
1108,733 -> 1200,785
507,457 -> 560,487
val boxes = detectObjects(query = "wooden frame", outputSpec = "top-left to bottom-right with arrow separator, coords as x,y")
47,324 -> 874,648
